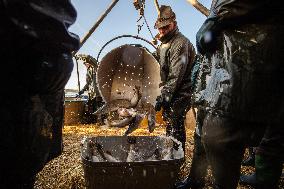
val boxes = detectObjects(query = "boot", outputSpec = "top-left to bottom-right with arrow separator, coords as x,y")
242,147 -> 255,167
175,133 -> 207,189
255,154 -> 282,189
174,177 -> 204,189
239,172 -> 256,187
241,156 -> 255,167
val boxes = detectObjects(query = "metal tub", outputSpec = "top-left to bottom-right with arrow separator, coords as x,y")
64,99 -> 86,125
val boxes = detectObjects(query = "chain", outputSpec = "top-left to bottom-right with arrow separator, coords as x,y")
143,15 -> 155,40
136,15 -> 144,35
134,0 -> 156,44
136,0 -> 145,36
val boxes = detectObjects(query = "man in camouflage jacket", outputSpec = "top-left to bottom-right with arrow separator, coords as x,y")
78,54 -> 104,123
154,5 -> 196,149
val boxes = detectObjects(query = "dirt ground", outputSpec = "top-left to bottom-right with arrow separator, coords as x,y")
35,110 -> 283,189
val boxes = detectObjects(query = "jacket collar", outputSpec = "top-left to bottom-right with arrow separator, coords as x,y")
159,28 -> 179,44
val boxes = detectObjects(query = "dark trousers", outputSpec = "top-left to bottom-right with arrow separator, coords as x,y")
84,97 -> 105,124
202,113 -> 266,189
255,124 -> 284,189
163,96 -> 191,150
188,108 -> 208,186
0,49 -> 73,188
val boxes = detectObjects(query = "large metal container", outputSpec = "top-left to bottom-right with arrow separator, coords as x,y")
96,44 -> 161,106
64,99 -> 86,125
81,136 -> 184,189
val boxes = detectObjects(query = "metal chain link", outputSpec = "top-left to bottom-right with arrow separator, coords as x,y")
135,0 -> 156,43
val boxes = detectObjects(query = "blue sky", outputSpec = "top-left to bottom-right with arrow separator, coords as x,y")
66,0 -> 211,90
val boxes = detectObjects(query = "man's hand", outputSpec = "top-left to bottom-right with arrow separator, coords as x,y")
196,18 -> 221,55
155,95 -> 163,111
78,90 -> 84,95
155,94 -> 171,111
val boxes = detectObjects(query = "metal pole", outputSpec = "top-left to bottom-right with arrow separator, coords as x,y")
192,107 -> 197,121
186,0 -> 209,17
74,57 -> 81,92
73,0 -> 119,55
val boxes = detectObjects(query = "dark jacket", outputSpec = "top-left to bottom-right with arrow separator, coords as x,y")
196,0 -> 284,123
1,0 -> 79,52
0,1 -> 79,183
209,0 -> 284,27
155,28 -> 196,102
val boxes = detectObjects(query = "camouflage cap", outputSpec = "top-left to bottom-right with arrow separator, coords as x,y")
77,54 -> 98,67
85,55 -> 98,67
154,5 -> 176,29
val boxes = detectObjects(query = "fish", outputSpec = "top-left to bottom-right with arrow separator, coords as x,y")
105,116 -> 135,128
83,139 -> 95,160
91,156 -> 100,162
126,138 -> 143,162
135,102 -> 157,133
126,144 -> 140,162
145,104 -> 156,133
159,136 -> 185,159
106,103 -> 156,134
161,147 -> 174,160
124,114 -> 144,136
95,84 -> 156,134
94,85 -> 142,116
81,137 -> 98,160
104,151 -> 120,162
94,142 -> 120,162
117,108 -> 137,117
145,148 -> 162,161
129,86 -> 142,106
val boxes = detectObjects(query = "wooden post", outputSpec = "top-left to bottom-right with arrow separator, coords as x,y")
154,0 -> 160,17
186,0 -> 209,17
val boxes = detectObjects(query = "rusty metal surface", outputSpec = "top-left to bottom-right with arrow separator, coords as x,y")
64,100 -> 86,125
97,45 -> 161,106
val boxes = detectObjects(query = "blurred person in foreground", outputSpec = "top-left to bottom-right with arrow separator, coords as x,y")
194,0 -> 284,188
153,5 -> 196,150
0,1 -> 79,188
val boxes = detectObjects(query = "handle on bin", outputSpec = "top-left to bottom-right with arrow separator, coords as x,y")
96,34 -> 157,61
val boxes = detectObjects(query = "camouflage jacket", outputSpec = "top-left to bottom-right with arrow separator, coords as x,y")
155,29 -> 196,102
82,67 -> 101,100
